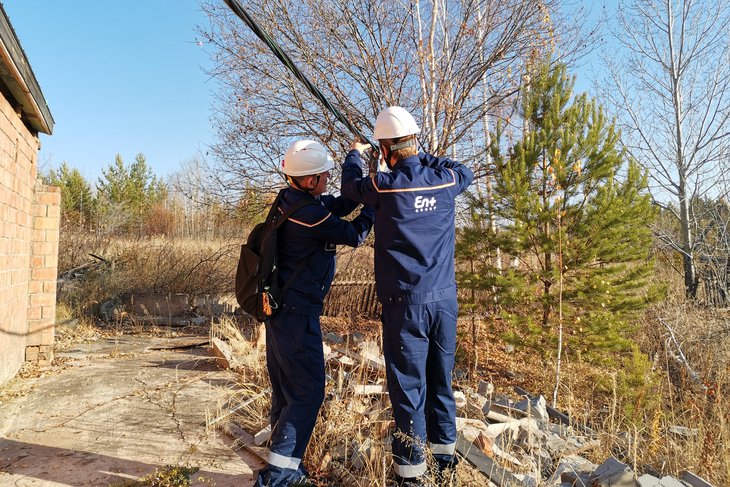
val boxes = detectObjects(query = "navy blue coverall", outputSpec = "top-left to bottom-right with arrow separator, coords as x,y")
255,187 -> 374,487
341,150 -> 473,480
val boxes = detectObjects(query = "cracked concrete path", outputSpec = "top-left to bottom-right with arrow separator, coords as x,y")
0,336 -> 263,486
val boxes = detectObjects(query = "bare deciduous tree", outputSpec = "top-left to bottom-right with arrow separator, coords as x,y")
603,0 -> 730,299
197,0 -> 580,198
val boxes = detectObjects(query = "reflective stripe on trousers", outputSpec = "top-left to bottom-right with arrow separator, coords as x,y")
267,451 -> 301,470
393,460 -> 427,478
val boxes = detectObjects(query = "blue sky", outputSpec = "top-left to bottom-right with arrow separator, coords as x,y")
3,1 -> 610,185
3,1 -> 216,183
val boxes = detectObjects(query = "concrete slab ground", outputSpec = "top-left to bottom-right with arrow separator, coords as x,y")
0,336 -> 263,486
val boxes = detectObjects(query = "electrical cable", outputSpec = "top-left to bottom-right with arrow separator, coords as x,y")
222,0 -> 377,149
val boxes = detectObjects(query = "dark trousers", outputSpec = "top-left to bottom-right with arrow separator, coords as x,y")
255,311 -> 325,487
381,298 -> 458,479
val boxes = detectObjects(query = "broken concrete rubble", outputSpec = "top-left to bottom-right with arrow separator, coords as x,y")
478,379 -> 495,396
637,474 -> 686,487
514,394 -> 549,421
590,457 -> 640,487
680,471 -> 714,487
350,438 -> 374,470
353,383 -> 388,395
211,337 -> 242,370
547,454 -> 598,485
454,390 -> 467,409
209,331 -> 718,487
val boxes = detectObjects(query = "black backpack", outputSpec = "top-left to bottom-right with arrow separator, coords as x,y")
235,188 -> 318,321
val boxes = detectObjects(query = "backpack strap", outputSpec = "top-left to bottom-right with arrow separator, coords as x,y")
270,188 -> 322,306
271,189 -> 319,228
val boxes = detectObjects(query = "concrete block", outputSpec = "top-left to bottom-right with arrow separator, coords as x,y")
478,380 -> 494,396
455,417 -> 490,443
454,390 -> 467,409
657,476 -> 686,487
352,384 -> 387,395
679,471 -> 714,487
637,474 -> 661,486
350,438 -> 373,470
124,293 -> 190,317
515,418 -> 548,450
211,337 -> 241,370
561,470 -> 592,487
590,457 -> 639,487
25,346 -> 39,361
515,394 -> 549,421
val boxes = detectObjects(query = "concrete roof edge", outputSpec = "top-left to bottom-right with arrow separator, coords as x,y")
0,4 -> 54,135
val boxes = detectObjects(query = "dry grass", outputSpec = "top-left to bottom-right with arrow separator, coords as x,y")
53,232 -> 728,484
450,286 -> 729,485
212,315 -> 487,486
57,235 -> 240,318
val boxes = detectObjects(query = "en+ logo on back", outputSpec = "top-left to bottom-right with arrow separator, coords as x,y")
414,195 -> 437,212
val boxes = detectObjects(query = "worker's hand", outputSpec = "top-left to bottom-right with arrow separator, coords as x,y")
350,139 -> 372,156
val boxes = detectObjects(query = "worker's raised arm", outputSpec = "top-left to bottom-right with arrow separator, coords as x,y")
340,143 -> 380,208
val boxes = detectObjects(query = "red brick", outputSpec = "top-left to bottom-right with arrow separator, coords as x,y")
25,346 -> 39,361
35,190 -> 60,206
44,254 -> 58,268
31,267 -> 56,281
30,293 -> 54,307
33,217 -> 56,230
27,307 -> 41,320
28,280 -> 43,293
32,204 -> 46,217
42,305 -> 56,319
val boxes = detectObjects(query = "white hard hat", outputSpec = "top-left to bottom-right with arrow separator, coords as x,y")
373,106 -> 421,140
281,140 -> 335,177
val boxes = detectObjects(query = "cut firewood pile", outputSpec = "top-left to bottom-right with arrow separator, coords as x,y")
208,318 -> 715,487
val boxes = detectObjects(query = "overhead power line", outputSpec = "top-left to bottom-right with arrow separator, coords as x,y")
222,0 -> 377,149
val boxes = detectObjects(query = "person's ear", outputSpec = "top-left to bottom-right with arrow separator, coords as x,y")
306,175 -> 317,190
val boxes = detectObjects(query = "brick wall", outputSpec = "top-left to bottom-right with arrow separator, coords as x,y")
26,183 -> 60,364
0,92 -> 59,385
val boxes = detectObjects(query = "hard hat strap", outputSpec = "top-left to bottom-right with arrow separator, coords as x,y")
389,139 -> 415,151
287,174 -> 317,194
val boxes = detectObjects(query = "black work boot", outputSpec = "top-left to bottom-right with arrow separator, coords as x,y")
393,475 -> 432,487
434,455 -> 459,486
437,467 -> 457,486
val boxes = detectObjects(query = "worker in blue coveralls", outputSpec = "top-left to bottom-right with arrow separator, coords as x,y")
341,107 -> 474,487
255,140 -> 374,487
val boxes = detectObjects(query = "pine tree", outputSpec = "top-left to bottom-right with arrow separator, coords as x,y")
45,162 -> 95,227
460,61 -> 661,363
96,153 -> 167,235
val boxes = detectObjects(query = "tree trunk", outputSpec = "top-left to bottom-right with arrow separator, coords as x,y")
667,0 -> 698,300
